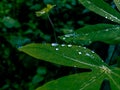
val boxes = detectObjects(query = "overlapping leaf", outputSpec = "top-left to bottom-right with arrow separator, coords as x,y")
36,70 -> 105,90
60,24 -> 120,45
108,67 -> 120,90
18,43 -> 105,69
114,0 -> 120,12
79,0 -> 120,24
18,43 -> 120,90
36,66 -> 120,90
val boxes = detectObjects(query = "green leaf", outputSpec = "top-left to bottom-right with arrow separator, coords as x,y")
36,70 -> 105,90
36,4 -> 56,17
18,43 -> 106,69
2,16 -> 20,28
60,24 -> 120,45
18,43 -> 120,90
5,35 -> 30,48
108,67 -> 120,90
36,66 -> 120,90
79,0 -> 120,24
114,0 -> 120,12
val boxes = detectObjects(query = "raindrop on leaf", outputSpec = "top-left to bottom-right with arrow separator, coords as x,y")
68,44 -> 72,47
51,43 -> 58,47
86,53 -> 90,56
78,52 -> 82,55
61,44 -> 66,47
55,48 -> 59,51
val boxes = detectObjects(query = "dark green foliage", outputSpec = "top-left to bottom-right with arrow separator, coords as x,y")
0,0 -> 88,90
19,44 -> 120,90
18,0 -> 120,90
1,0 -> 120,90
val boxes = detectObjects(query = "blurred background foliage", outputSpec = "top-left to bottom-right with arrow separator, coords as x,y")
0,0 -> 115,90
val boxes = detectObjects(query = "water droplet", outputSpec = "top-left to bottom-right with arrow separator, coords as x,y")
87,1 -> 91,4
55,48 -> 59,51
91,51 -> 95,53
85,33 -> 89,35
68,44 -> 72,47
105,29 -> 109,31
105,16 -> 107,19
51,43 -> 58,47
78,46 -> 81,47
74,65 -> 77,67
78,52 -> 82,55
61,44 -> 65,47
88,40 -> 92,44
116,27 -> 120,29
64,34 -> 74,37
63,37 -> 66,40
86,53 -> 90,56
65,35 -> 70,37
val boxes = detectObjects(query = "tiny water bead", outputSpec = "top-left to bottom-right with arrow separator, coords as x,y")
105,29 -> 109,31
78,46 -> 81,47
83,47 -> 86,49
105,16 -> 108,19
74,65 -> 77,67
55,48 -> 59,51
64,34 -> 75,38
86,53 -> 90,57
88,40 -> 92,44
68,44 -> 72,47
62,37 -> 66,40
51,43 -> 58,47
78,52 -> 82,55
91,51 -> 95,53
61,44 -> 66,47
65,34 -> 71,37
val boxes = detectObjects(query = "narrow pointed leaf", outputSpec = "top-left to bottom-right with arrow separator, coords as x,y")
18,43 -> 106,69
114,0 -> 120,12
36,70 -> 105,90
60,24 -> 120,45
79,0 -> 120,24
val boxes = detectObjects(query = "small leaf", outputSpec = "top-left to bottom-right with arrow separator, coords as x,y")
60,24 -> 120,45
79,0 -> 120,24
5,35 -> 30,48
36,4 -> 56,17
2,16 -> 20,28
114,0 -> 120,12
18,43 -> 106,69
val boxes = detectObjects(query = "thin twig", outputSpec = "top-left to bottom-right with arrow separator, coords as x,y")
47,14 -> 57,43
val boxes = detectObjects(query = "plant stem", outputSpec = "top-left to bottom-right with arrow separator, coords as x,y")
47,14 -> 57,43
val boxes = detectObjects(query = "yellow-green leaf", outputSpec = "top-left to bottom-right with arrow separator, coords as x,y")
36,4 -> 56,17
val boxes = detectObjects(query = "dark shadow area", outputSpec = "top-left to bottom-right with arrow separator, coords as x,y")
100,79 -> 111,90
